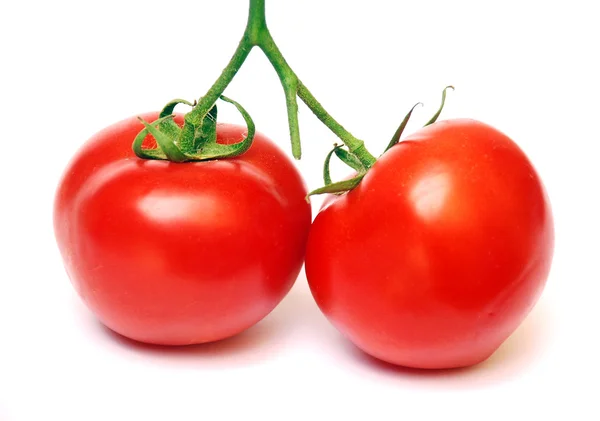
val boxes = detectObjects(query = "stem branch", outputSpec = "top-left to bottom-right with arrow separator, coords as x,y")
296,82 -> 376,167
180,0 -> 378,167
257,21 -> 376,166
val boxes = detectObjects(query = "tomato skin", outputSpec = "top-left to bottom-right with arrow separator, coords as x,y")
305,119 -> 554,369
54,113 -> 311,345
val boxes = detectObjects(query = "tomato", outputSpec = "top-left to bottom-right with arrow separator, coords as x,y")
54,113 -> 311,345
305,119 -> 554,369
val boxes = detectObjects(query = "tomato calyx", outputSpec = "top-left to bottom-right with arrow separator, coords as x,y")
308,86 -> 455,197
132,95 -> 255,162
307,144 -> 367,196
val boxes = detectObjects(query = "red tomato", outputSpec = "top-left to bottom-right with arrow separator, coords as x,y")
54,113 -> 311,345
305,119 -> 554,369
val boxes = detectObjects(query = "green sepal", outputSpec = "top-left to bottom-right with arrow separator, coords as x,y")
308,173 -> 365,197
160,99 -> 196,118
159,99 -> 195,139
319,142 -> 367,195
179,113 -> 200,153
186,95 -> 255,161
133,115 -> 173,160
424,86 -> 454,127
334,147 -> 365,173
132,124 -> 168,159
323,144 -> 340,185
384,102 -> 422,153
323,143 -> 365,187
132,95 -> 255,162
194,104 -> 218,150
132,99 -> 197,160
137,116 -> 189,162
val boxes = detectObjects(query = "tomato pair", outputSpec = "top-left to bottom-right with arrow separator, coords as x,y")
54,115 -> 553,368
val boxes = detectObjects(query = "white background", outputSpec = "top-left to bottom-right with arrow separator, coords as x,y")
1,0 -> 599,419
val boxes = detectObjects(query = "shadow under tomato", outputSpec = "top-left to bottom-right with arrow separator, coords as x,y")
337,296 -> 554,388
70,270 -> 330,368
99,317 -> 281,363
69,297 -> 288,368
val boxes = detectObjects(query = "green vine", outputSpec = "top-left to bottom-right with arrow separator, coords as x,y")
133,0 -> 452,195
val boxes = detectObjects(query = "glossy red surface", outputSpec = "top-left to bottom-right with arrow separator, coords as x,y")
54,114 -> 311,345
306,119 -> 554,369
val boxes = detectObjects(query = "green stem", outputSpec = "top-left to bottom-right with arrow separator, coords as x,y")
256,20 -> 376,166
198,42 -> 252,113
246,0 -> 267,43
188,0 -> 377,167
296,82 -> 376,167
178,39 -> 252,152
184,0 -> 265,138
258,31 -> 302,159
